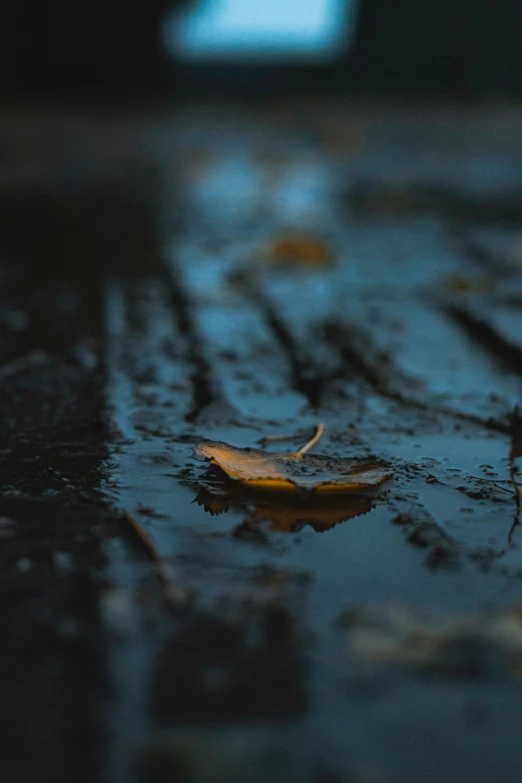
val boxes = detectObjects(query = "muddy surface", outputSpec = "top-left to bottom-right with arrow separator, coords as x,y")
2,100 -> 522,782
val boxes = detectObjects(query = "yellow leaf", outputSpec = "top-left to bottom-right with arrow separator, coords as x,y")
267,235 -> 333,268
193,425 -> 392,495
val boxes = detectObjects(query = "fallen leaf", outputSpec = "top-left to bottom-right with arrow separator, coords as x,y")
267,235 -> 333,268
193,425 -> 392,495
443,274 -> 494,294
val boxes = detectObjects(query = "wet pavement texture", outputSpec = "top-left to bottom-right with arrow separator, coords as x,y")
3,100 -> 522,782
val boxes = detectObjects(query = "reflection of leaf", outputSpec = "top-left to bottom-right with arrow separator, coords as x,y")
193,487 -> 372,533
193,488 -> 230,516
253,494 -> 373,533
193,436 -> 392,495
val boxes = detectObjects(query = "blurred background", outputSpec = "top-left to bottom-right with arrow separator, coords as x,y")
5,6 -> 522,783
2,0 -> 522,97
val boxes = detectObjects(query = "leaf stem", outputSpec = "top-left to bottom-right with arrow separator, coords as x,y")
295,422 -> 325,456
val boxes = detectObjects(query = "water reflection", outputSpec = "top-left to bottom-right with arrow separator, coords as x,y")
194,485 -> 373,533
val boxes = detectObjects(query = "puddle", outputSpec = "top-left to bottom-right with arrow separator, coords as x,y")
100,111 -> 522,782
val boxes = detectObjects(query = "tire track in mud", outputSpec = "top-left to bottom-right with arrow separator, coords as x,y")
240,280 -> 515,434
320,316 -> 514,436
445,304 -> 522,382
236,276 -> 326,409
159,257 -> 220,423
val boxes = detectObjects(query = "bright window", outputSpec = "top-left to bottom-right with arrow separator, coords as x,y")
163,0 -> 357,62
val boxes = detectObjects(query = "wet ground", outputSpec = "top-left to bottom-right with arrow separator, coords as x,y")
3,98 -> 522,782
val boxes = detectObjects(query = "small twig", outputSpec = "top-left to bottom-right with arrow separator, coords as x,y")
509,459 -> 521,544
123,511 -> 175,601
258,430 -> 309,445
508,514 -> 520,546
483,481 -> 513,495
508,411 -> 521,544
294,422 -> 325,456
510,459 -> 521,505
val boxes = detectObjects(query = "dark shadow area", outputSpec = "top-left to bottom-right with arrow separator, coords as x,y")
2,1 -> 522,98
